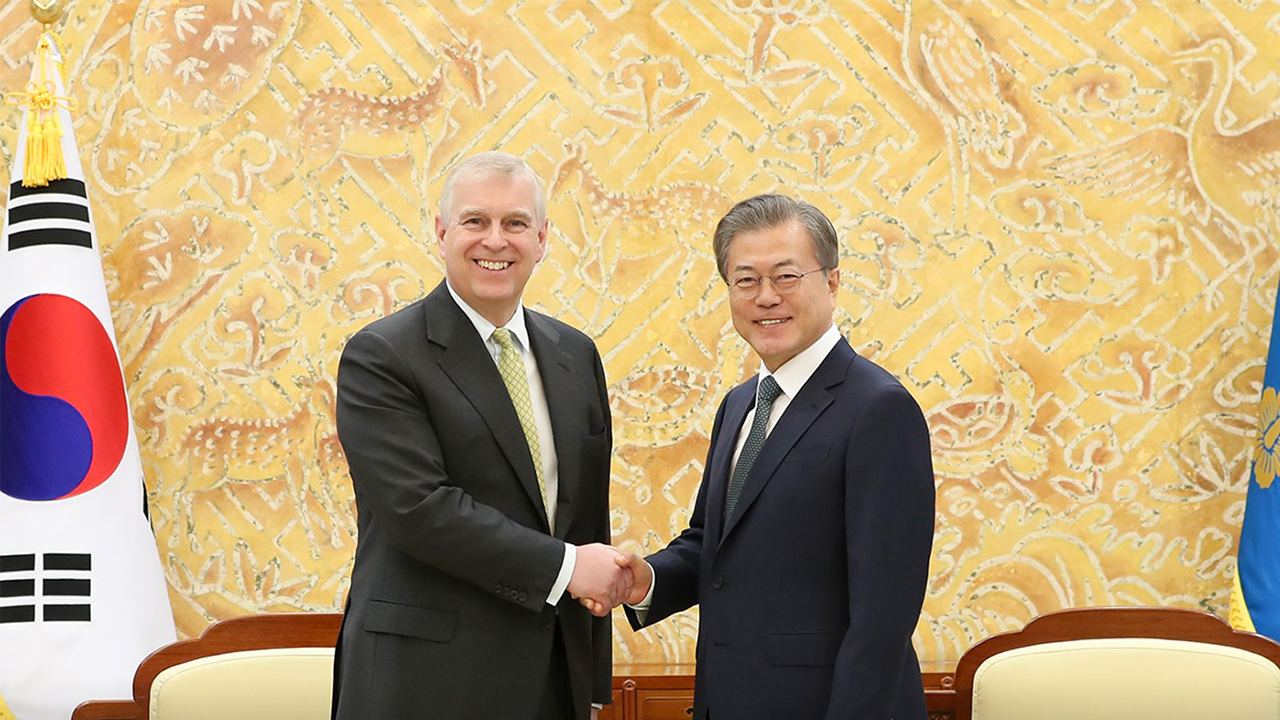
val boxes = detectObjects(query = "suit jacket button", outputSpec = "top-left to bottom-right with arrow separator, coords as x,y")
711,575 -> 724,589
518,591 -> 528,603
543,623 -> 554,636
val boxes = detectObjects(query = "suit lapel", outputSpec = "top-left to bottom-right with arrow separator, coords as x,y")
427,284 -> 549,530
720,341 -> 854,542
526,312 -> 578,539
706,382 -> 756,545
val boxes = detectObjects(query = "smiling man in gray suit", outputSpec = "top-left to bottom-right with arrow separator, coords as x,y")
331,151 -> 626,720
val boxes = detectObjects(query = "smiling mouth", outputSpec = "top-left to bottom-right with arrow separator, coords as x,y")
475,259 -> 512,271
757,318 -> 788,326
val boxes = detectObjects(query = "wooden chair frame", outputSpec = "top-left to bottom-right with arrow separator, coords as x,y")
71,613 -> 342,720
952,606 -> 1280,720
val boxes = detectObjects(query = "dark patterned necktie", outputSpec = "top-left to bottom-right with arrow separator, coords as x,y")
724,375 -> 782,527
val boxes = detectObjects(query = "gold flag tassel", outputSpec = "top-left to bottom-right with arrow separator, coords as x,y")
5,31 -> 77,188
0,690 -> 16,720
1230,571 -> 1258,633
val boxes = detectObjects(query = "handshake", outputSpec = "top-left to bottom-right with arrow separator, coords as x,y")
567,544 -> 653,617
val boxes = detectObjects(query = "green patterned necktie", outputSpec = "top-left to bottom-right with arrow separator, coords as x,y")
492,328 -> 548,511
724,374 -> 782,528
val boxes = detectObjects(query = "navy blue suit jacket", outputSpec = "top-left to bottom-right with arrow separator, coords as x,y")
628,338 -> 934,720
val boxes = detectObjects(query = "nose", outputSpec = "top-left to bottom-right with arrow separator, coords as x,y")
480,223 -> 506,249
754,280 -> 782,306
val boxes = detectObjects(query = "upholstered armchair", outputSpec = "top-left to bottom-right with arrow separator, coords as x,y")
953,607 -> 1280,720
71,613 -> 341,720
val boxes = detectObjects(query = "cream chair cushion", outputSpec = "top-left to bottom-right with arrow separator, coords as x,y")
972,637 -> 1280,720
149,647 -> 333,720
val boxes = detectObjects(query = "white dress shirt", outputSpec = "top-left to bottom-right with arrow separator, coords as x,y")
446,282 -> 575,606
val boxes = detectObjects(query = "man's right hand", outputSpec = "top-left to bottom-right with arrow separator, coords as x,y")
568,543 -> 633,616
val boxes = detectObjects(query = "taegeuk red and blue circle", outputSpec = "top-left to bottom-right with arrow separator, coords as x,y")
1,293 -> 128,501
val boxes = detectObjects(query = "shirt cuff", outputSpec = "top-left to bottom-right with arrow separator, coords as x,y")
547,542 -> 575,605
625,560 -> 656,621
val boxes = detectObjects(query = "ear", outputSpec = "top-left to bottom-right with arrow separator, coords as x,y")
826,268 -> 840,296
534,218 -> 549,263
435,215 -> 448,256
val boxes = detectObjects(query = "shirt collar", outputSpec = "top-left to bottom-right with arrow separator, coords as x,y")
759,324 -> 841,400
446,280 -> 531,352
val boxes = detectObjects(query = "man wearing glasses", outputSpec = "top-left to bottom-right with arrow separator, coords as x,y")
606,194 -> 936,719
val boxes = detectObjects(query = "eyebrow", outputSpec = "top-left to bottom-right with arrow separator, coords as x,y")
455,207 -> 535,221
731,259 -> 802,274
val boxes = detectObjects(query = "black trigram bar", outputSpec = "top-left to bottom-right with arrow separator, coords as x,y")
9,202 -> 90,225
7,179 -> 92,250
8,227 -> 92,249
44,579 -> 90,596
9,179 -> 87,199
0,554 -> 36,572
0,605 -> 35,623
44,553 -> 91,571
0,579 -> 35,597
44,604 -> 90,622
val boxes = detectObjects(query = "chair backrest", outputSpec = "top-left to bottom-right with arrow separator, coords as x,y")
954,607 -> 1280,720
149,647 -> 334,720
71,613 -> 342,720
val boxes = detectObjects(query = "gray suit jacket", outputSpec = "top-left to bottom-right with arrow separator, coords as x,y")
332,281 -> 612,720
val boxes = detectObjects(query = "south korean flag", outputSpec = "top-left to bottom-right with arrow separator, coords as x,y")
0,31 -> 176,720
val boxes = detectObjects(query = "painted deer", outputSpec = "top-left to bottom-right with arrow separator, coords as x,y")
550,143 -> 731,234
179,376 -> 344,560
294,40 -> 486,226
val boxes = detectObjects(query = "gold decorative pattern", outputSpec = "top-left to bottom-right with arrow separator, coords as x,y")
2,0 -> 1278,665
1254,387 -> 1280,490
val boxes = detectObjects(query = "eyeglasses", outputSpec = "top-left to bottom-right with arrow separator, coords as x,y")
728,268 -> 826,296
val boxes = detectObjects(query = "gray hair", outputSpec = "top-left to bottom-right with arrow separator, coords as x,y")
438,151 -> 547,225
711,193 -> 839,281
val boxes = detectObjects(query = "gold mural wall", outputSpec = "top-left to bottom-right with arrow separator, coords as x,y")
2,0 -> 1278,665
